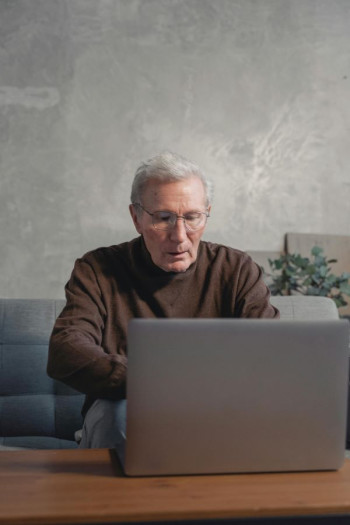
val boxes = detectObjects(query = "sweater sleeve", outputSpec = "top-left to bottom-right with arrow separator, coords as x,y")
47,257 -> 127,398
234,255 -> 279,319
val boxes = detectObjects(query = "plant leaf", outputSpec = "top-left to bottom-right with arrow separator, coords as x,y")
340,283 -> 350,296
311,246 -> 323,256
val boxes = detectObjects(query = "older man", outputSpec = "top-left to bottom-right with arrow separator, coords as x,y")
48,152 -> 279,448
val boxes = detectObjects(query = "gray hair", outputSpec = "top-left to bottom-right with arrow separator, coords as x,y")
130,151 -> 213,207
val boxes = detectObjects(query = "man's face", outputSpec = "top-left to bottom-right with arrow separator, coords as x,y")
129,176 -> 210,273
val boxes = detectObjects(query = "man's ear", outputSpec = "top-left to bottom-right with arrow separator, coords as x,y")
129,204 -> 142,234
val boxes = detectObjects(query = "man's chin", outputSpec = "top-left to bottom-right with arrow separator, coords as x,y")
160,257 -> 193,273
169,265 -> 189,273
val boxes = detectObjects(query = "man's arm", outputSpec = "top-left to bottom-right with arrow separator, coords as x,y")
47,258 -> 127,398
234,255 -> 279,319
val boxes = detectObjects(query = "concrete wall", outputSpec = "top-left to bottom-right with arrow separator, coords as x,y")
1,0 -> 349,299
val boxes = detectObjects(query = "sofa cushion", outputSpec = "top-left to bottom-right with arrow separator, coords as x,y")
0,436 -> 78,449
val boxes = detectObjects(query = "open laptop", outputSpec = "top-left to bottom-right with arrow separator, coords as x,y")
118,318 -> 349,476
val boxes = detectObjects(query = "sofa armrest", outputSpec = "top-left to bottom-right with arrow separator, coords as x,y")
270,296 -> 339,321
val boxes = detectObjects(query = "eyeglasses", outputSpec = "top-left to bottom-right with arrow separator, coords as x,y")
133,203 -> 210,231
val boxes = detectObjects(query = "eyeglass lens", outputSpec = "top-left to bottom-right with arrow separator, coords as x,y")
152,211 -> 206,231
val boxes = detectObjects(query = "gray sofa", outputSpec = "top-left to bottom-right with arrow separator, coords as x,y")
0,296 -> 348,449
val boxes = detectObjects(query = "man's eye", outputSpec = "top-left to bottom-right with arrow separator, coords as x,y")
185,213 -> 200,221
157,212 -> 173,222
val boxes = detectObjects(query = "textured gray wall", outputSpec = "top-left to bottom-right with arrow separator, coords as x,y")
1,0 -> 350,299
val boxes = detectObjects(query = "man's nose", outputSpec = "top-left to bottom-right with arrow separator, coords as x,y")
169,217 -> 188,241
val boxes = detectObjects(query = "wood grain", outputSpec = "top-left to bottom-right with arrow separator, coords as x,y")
1,449 -> 350,524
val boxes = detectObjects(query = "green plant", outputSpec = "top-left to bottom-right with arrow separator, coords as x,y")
268,246 -> 350,309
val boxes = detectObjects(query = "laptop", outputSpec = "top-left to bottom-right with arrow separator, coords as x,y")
119,318 -> 349,476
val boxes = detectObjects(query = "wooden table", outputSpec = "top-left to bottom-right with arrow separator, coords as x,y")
1,449 -> 350,525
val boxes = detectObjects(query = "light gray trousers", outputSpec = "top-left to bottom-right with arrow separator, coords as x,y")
79,399 -> 127,449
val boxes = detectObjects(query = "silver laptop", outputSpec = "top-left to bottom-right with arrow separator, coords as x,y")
121,318 -> 349,476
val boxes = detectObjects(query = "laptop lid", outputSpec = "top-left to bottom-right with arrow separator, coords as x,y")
124,319 -> 349,476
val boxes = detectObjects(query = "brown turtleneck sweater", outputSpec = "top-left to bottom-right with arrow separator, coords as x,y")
48,236 -> 279,416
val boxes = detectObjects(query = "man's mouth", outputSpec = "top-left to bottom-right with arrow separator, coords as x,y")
168,251 -> 187,257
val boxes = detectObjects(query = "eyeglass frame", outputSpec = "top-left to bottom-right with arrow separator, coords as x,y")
132,202 -> 210,231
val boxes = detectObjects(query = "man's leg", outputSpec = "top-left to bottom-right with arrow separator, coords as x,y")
79,399 -> 127,449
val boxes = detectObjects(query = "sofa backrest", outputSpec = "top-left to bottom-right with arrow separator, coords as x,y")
0,299 -> 84,449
